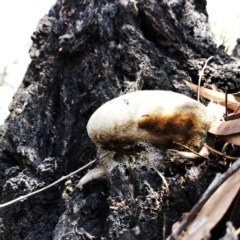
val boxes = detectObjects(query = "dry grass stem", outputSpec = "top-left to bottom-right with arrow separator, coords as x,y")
0,151 -> 110,208
204,144 -> 239,160
173,141 -> 210,160
198,56 -> 213,101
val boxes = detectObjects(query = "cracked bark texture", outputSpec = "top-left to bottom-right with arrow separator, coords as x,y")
0,0 -> 240,239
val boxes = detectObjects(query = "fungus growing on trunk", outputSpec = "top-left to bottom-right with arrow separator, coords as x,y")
87,91 -> 214,151
77,91 -> 214,189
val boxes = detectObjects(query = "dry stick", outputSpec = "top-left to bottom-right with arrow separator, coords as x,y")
163,213 -> 166,240
167,158 -> 240,240
204,143 -> 239,161
152,166 -> 169,192
0,151 -> 110,208
197,56 -> 213,101
222,142 -> 229,154
173,141 -> 210,160
225,86 -> 228,121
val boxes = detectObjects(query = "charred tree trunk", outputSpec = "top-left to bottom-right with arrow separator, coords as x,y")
0,0 -> 239,239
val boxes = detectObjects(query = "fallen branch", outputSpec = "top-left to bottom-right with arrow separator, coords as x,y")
167,158 -> 240,240
0,151 -> 110,208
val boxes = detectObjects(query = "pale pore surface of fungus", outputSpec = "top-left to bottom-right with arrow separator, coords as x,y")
87,91 -> 214,151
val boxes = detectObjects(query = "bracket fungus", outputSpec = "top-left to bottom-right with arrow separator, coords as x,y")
77,91 -> 214,189
87,90 -> 214,151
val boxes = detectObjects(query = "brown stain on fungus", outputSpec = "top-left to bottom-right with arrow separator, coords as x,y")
138,113 -> 207,150
87,91 -> 214,152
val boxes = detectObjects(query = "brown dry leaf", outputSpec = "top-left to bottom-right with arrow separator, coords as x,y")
233,92 -> 240,98
232,105 -> 240,114
228,112 -> 240,120
208,120 -> 223,135
209,119 -> 240,136
172,213 -> 189,240
172,213 -> 189,231
184,80 -> 240,110
209,84 -> 223,92
230,192 -> 240,222
182,168 -> 240,240
221,134 -> 240,146
208,119 -> 240,146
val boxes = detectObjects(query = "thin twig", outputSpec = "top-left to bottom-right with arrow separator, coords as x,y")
163,213 -> 166,240
173,141 -> 210,160
152,166 -> 169,192
167,158 -> 240,240
225,86 -> 228,121
204,143 -> 239,160
198,56 -> 213,101
221,142 -> 229,154
0,151 -> 110,208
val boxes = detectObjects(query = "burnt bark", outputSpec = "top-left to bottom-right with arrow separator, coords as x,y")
0,0 -> 239,239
